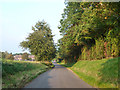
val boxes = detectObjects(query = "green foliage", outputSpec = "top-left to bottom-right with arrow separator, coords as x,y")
6,53 -> 14,60
22,53 -> 28,60
2,60 -> 39,77
1,52 -> 6,59
20,20 -> 56,61
59,57 -> 119,88
41,61 -> 55,68
2,59 -> 53,88
98,57 -> 119,86
95,39 -> 105,59
57,2 -> 120,62
0,51 -> 9,59
81,47 -> 88,60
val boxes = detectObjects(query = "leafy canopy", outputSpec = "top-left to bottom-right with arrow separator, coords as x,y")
20,20 -> 56,61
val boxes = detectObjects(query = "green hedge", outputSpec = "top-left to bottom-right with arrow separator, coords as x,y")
79,38 -> 119,60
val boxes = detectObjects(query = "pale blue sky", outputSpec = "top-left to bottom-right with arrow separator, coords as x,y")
0,0 -> 65,54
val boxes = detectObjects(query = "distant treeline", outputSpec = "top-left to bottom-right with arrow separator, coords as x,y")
0,51 -> 14,60
0,51 -> 33,60
13,53 -> 30,56
57,2 -> 120,63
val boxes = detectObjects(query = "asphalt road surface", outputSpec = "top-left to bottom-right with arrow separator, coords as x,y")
24,62 -> 94,88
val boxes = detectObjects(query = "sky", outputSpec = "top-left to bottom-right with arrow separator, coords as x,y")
0,0 -> 65,54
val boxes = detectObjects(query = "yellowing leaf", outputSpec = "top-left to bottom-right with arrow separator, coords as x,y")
105,17 -> 107,19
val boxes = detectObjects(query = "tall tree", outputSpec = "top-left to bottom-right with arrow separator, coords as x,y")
20,20 -> 56,61
58,1 -> 120,62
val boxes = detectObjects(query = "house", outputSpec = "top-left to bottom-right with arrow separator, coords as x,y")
28,55 -> 35,61
14,55 -> 22,60
14,54 -> 35,61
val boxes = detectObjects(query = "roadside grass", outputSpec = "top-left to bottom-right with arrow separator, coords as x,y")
58,57 -> 119,88
2,59 -> 54,88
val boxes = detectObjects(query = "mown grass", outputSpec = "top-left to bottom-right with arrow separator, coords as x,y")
58,57 -> 119,88
2,59 -> 54,88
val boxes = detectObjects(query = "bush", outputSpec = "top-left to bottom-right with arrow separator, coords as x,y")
95,39 -> 105,59
42,61 -> 55,68
79,38 -> 106,60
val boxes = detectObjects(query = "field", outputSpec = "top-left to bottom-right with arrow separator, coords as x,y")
58,57 -> 119,88
2,59 -> 54,88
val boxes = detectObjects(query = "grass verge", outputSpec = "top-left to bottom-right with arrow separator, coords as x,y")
2,59 -> 54,88
58,57 -> 119,88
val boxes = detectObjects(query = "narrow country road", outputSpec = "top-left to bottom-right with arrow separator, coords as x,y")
24,62 -> 94,88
